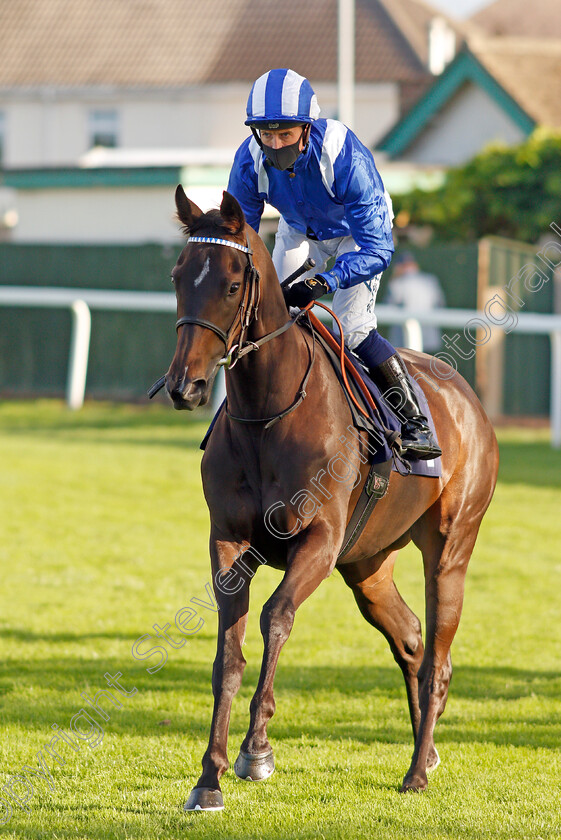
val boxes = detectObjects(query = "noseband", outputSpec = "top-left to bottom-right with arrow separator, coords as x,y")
175,234 -> 261,369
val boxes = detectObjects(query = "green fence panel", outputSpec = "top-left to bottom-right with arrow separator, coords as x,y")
378,242 -> 479,387
484,237 -> 554,416
0,243 -> 178,399
2,238 -> 550,413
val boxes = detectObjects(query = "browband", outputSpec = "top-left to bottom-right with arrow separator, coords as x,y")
188,236 -> 253,254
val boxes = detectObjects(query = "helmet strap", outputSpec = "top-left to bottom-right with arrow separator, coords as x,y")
250,125 -> 264,150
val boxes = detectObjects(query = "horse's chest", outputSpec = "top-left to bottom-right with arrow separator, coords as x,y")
203,442 -> 314,541
210,471 -> 289,535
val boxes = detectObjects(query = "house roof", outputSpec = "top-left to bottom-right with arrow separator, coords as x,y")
471,0 -> 561,39
472,38 -> 561,129
377,38 -> 561,157
204,0 -> 433,85
0,0 -> 456,90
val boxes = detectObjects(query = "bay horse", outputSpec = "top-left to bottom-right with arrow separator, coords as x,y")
164,186 -> 499,811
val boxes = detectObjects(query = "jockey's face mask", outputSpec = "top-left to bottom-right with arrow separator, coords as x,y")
251,123 -> 310,171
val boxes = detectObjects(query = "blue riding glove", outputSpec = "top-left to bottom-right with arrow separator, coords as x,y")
283,276 -> 330,309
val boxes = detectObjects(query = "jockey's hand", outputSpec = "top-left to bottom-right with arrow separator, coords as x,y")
283,276 -> 330,309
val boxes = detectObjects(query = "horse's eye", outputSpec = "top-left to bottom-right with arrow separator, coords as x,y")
228,283 -> 241,295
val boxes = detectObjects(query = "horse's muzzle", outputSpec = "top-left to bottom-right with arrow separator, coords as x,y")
167,377 -> 209,410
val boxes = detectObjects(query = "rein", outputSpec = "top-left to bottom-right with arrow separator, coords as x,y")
225,313 -> 316,430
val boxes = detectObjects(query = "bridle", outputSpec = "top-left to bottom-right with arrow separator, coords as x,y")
147,231 -> 315,421
150,231 -> 406,452
175,234 -> 262,370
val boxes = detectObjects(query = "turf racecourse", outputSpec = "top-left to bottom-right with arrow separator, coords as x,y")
0,401 -> 560,840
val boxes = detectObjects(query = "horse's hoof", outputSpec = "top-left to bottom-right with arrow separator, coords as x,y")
234,749 -> 275,781
426,747 -> 441,773
183,787 -> 224,811
400,772 -> 428,793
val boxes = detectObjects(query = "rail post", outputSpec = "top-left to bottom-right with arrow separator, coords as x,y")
67,300 -> 91,410
403,318 -> 424,352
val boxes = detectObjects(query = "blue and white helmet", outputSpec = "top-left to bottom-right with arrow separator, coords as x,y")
245,68 -> 321,128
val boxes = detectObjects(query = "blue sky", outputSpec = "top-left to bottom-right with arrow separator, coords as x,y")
429,0 -> 492,19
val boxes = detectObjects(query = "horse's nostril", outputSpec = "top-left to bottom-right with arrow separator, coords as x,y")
169,378 -> 206,403
169,387 -> 184,401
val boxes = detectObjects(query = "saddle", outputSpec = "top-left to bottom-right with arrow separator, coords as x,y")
303,309 -> 441,474
303,310 -> 402,465
301,310 -> 400,558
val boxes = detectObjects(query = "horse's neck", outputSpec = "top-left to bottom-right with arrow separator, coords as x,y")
225,245 -> 308,417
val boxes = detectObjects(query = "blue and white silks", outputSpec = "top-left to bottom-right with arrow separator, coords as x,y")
227,118 -> 394,291
245,68 -> 320,125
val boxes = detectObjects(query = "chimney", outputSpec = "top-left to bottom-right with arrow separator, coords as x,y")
428,16 -> 456,75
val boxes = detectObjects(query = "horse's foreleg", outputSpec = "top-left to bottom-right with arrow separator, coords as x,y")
235,525 -> 339,781
401,522 -> 477,793
185,538 -> 251,811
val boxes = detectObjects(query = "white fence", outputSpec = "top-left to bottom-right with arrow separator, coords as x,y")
1,285 -> 560,448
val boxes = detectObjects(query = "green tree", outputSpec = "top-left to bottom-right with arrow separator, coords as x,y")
394,129 -> 561,243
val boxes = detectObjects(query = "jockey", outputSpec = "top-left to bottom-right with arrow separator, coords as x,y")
227,68 -> 441,460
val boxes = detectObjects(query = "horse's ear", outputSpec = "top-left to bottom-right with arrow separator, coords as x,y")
175,185 -> 203,232
220,191 -> 245,235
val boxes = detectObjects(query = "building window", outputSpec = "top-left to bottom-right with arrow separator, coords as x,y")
88,109 -> 119,148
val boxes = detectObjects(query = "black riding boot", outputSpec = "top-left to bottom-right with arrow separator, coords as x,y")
371,354 -> 442,460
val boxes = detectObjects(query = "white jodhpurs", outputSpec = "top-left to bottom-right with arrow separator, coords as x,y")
272,216 -> 380,350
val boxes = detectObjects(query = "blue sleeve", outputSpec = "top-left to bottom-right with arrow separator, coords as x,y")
227,143 -> 265,234
317,139 -> 394,291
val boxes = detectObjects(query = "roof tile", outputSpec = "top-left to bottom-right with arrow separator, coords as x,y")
470,37 -> 561,128
471,0 -> 561,39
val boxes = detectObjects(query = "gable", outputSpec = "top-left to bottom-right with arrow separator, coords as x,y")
403,80 -> 528,164
474,39 -> 561,129
378,48 -> 535,159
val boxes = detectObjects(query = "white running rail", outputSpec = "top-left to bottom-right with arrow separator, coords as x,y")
1,286 -> 560,448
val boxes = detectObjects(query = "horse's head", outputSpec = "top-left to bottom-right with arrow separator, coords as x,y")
166,186 -> 258,409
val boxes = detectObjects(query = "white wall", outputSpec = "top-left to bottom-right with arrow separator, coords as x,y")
0,81 -> 398,168
9,185 -> 216,244
1,80 -> 399,244
314,82 -> 399,147
404,80 -> 527,165
8,180 -> 281,244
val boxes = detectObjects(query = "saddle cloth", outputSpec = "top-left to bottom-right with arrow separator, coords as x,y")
301,320 -> 442,478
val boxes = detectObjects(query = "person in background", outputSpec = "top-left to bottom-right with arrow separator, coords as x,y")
227,68 -> 441,459
384,251 -> 446,354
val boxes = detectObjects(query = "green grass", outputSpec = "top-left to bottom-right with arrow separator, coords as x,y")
0,401 -> 560,839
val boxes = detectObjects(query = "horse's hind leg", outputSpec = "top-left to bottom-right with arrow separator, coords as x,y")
339,550 -> 439,770
400,506 -> 480,793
